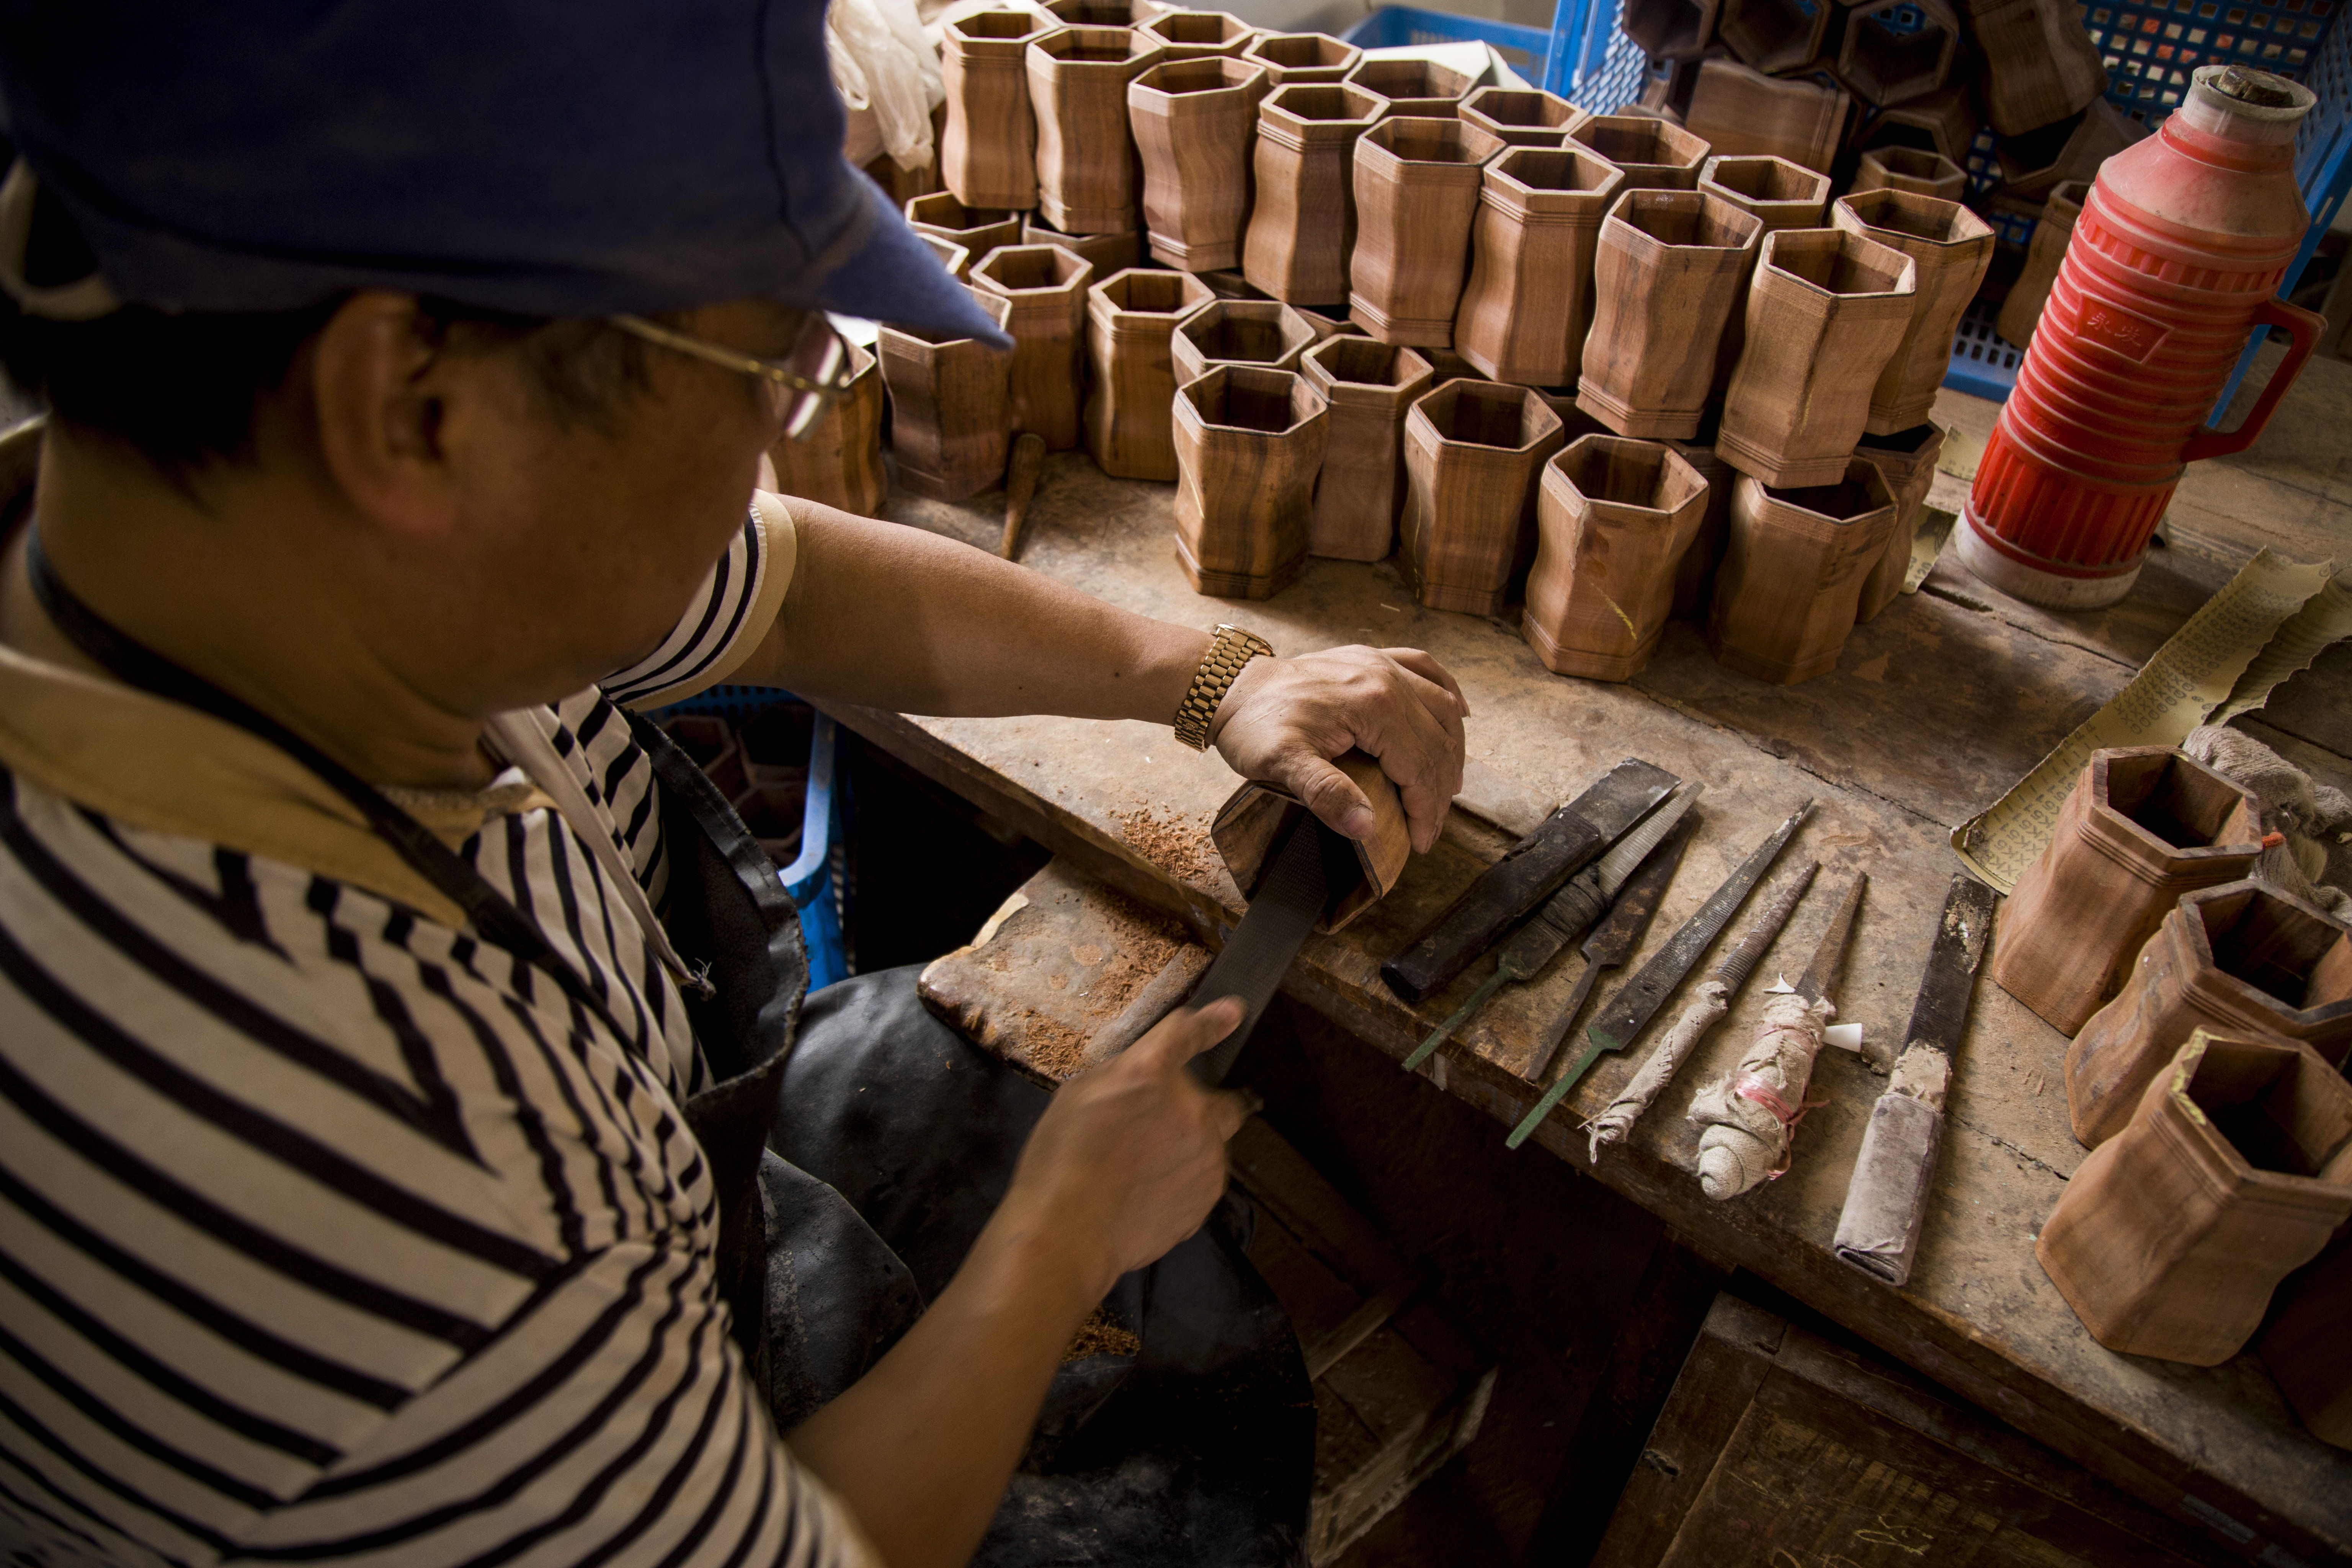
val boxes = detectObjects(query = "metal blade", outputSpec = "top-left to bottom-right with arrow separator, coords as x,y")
1190,810 -> 1336,1086
1894,874 -> 1998,1060
1521,825 -> 1693,1083
1583,799 -> 1813,1057
1596,782 -> 1701,898
1710,862 -> 1819,992
1795,873 -> 1868,1004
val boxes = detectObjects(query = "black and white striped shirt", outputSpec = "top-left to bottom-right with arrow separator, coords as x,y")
0,502 -> 879,1568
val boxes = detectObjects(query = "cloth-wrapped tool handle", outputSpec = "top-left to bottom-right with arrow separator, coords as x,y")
1834,1091 -> 1944,1285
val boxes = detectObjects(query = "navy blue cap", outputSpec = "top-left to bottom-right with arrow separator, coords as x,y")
0,0 -> 1008,343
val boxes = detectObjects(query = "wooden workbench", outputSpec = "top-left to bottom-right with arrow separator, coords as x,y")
818,350 -> 2352,1562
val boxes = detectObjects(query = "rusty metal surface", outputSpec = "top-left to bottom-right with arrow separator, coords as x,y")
826,365 -> 2352,1558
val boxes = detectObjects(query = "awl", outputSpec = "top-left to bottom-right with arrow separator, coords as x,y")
1382,758 -> 1677,1003
1506,799 -> 1813,1149
1833,874 -> 1998,1285
1401,784 -> 1700,1072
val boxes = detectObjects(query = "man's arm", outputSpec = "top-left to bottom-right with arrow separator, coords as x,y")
729,498 -> 1470,850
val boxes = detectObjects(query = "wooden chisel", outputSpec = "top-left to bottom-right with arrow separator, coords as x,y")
1832,874 -> 1998,1285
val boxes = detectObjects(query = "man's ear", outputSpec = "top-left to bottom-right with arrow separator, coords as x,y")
306,291 -> 464,539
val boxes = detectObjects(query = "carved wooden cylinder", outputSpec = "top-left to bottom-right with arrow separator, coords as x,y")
1129,56 -> 1271,272
1343,56 -> 1477,118
2038,1031 -> 2352,1365
942,10 -> 1054,209
1137,7 -> 1254,60
905,192 -> 1023,259
1698,154 -> 1832,394
1837,0 -> 1962,106
1171,298 -> 1317,384
1172,366 -> 1329,599
1525,435 -> 1710,679
1994,179 -> 2088,347
1453,145 -> 1625,388
1084,266 -> 1214,480
1400,379 -> 1567,615
1244,83 -> 1388,305
970,243 -> 1095,451
1705,461 -> 1896,683
1459,86 -> 1583,147
1576,188 -> 1760,440
1349,117 -> 1503,346
2066,880 -> 2352,1147
1242,31 -> 1361,85
878,287 -> 1016,503
1852,421 -> 1944,620
1567,113 -> 1712,189
1989,747 -> 2264,1037
1029,26 -> 1163,236
1831,189 -> 1994,435
1022,213 -> 1142,276
2262,1223 -> 2352,1448
1680,59 -> 1846,173
1719,226 -> 1917,487
1300,336 -> 1434,561
769,344 -> 885,517
1960,0 -> 2109,136
1851,146 -> 1968,202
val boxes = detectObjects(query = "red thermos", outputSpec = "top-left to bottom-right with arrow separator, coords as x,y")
1958,66 -> 2328,609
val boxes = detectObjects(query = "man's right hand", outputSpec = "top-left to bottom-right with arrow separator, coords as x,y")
1000,997 -> 1253,1294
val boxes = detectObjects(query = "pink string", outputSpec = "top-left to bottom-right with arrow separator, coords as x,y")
1733,1072 -> 1828,1181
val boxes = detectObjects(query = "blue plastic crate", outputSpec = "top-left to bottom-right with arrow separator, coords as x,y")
647,684 -> 850,991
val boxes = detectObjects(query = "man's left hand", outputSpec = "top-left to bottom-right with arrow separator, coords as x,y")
1208,645 -> 1468,854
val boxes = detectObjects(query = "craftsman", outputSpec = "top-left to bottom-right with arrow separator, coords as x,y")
0,6 -> 1468,1568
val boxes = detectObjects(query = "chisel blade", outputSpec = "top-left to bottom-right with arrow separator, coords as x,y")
1189,809 -> 1344,1086
1381,758 -> 1677,1003
1584,799 -> 1813,1057
1833,875 -> 1999,1287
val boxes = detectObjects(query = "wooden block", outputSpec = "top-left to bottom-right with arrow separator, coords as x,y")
1129,55 -> 1271,272
1028,25 -> 1163,236
1850,144 -> 1967,201
1171,365 -> 1328,599
877,286 -> 1016,503
1994,179 -> 2087,347
941,8 -> 1054,209
769,343 -> 886,517
2066,880 -> 2352,1147
2040,1030 -> 2352,1365
1458,85 -> 1584,147
1349,116 -> 1507,346
1170,297 -> 1318,385
1135,6 -> 1254,60
1210,750 -> 1410,931
1679,58 -> 1847,173
1568,112 -> 1713,189
1454,145 -> 1625,388
1342,56 -> 1477,118
1715,0 -> 1834,74
1524,435 -> 1712,681
1576,188 -> 1761,440
1718,226 -> 1916,488
1989,748 -> 2264,1036
1300,335 -> 1434,561
905,190 -> 1024,258
1836,0 -> 1961,106
1245,82 -> 1389,307
1696,155 -> 1832,393
1242,30 -> 1363,86
1705,461 -> 1896,684
1832,188 -> 1994,434
970,242 -> 1096,451
1021,212 -> 1142,275
1400,379 -> 1568,616
1085,266 -> 1215,481
1961,0 -> 2109,136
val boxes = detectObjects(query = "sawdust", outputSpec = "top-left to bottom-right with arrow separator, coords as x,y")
1020,1009 -> 1092,1080
1114,805 -> 1219,886
1062,1306 -> 1142,1362
1071,894 -> 1187,1026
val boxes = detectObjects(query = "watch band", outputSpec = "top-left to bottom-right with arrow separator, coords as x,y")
1173,624 -> 1273,751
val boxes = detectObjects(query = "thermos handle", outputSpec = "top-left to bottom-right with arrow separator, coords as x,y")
2181,295 -> 2330,462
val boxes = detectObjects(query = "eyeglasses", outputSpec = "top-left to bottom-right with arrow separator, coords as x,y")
607,310 -> 856,442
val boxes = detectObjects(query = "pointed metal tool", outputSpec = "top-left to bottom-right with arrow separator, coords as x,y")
1402,784 -> 1700,1072
1519,826 -> 1696,1084
1504,799 -> 1812,1149
1795,871 -> 1868,1007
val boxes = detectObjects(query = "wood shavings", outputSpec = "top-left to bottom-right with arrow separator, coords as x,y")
1114,805 -> 1218,885
1020,1009 -> 1092,1081
1063,1307 -> 1141,1362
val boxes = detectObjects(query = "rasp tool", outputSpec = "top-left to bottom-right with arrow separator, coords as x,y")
1520,824 -> 1695,1085
1505,799 -> 1812,1149
1382,758 -> 1678,1004
1578,860 -> 1821,1160
1833,874 -> 1998,1285
1401,783 -> 1701,1072
1189,807 -> 1357,1086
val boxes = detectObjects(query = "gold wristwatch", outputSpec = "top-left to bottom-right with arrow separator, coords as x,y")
1173,624 -> 1274,751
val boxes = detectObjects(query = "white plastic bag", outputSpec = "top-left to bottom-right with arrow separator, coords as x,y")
828,0 -> 943,172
